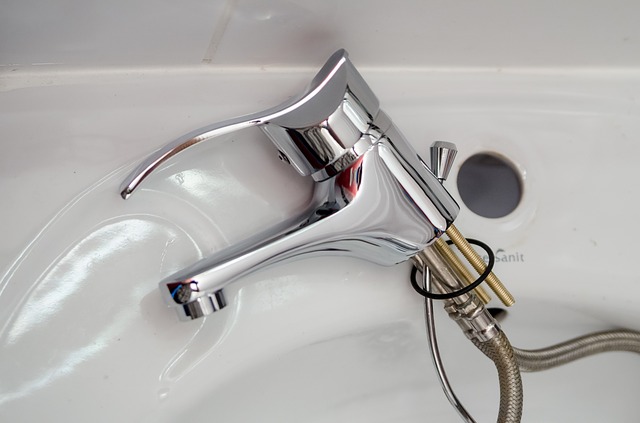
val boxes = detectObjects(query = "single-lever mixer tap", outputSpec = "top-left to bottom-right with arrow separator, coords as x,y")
120,49 -> 460,320
119,49 -> 640,423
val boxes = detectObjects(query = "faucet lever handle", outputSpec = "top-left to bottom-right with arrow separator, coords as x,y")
119,49 -> 380,199
430,141 -> 458,182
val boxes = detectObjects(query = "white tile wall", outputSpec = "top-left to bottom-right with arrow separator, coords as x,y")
0,0 -> 226,67
2,0 -> 639,70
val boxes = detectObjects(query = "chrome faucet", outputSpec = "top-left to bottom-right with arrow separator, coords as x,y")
120,49 -> 459,320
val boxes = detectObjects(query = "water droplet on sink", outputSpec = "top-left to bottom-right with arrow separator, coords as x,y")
158,387 -> 170,401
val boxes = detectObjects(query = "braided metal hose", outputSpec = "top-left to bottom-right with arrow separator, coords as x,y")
416,247 -> 523,423
418,241 -> 640,422
513,329 -> 640,372
472,331 -> 523,423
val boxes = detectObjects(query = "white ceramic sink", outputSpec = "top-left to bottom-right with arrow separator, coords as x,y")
2,67 -> 640,422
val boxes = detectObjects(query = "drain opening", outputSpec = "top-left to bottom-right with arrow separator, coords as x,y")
456,153 -> 522,218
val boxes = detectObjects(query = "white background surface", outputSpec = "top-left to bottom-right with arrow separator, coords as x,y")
2,0 -> 640,69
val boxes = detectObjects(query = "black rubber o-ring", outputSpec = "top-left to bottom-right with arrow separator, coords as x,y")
410,238 -> 495,300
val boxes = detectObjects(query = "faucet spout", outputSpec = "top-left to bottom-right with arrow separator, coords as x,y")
120,49 -> 459,320
164,132 -> 457,320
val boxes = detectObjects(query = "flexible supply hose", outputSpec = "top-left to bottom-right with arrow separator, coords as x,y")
415,250 -> 523,423
467,328 -> 640,423
422,266 -> 477,423
513,329 -> 640,372
416,241 -> 640,422
472,332 -> 523,423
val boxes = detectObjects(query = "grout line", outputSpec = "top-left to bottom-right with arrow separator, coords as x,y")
202,0 -> 238,64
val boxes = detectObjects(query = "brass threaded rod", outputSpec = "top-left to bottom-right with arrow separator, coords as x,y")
445,224 -> 515,307
434,238 -> 492,304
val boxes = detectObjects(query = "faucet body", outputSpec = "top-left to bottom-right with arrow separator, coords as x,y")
120,50 -> 459,320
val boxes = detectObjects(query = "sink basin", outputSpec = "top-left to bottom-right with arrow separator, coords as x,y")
2,67 -> 640,422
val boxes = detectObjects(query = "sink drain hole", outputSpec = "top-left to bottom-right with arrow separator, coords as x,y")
456,153 -> 522,218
